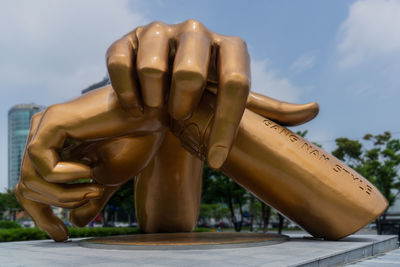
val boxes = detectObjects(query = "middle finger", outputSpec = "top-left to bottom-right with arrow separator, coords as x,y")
137,22 -> 170,108
169,20 -> 211,120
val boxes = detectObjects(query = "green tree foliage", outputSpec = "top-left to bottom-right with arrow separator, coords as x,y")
202,164 -> 247,231
332,131 -> 400,207
0,194 -> 6,220
102,179 -> 135,226
296,130 -> 322,148
198,204 -> 230,225
0,190 -> 21,221
0,220 -> 21,229
249,199 -> 272,232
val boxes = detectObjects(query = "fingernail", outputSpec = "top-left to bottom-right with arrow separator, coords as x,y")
208,146 -> 228,169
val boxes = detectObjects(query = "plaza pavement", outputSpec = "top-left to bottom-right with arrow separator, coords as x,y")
0,232 -> 397,266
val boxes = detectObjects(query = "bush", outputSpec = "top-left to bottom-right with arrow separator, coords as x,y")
0,226 -> 211,242
0,228 -> 47,242
0,220 -> 22,229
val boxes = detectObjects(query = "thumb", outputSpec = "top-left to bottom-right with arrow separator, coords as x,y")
246,92 -> 319,126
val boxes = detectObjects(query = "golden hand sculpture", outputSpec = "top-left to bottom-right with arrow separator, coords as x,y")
15,20 -> 387,242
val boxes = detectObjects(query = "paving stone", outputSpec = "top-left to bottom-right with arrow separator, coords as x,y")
0,234 -> 397,267
348,248 -> 400,266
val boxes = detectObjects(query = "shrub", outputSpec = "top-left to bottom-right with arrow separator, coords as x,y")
0,228 -> 47,242
0,220 -> 22,229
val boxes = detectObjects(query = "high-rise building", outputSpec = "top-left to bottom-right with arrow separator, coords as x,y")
8,103 -> 44,189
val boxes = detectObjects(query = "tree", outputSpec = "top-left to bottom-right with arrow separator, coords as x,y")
332,131 -> 400,233
260,202 -> 271,232
202,164 -> 247,231
200,129 -> 323,233
249,195 -> 255,231
297,130 -> 322,148
198,203 -> 230,226
0,193 -> 7,220
102,179 -> 135,226
0,190 -> 22,221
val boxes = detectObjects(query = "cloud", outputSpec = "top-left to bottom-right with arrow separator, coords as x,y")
289,53 -> 315,74
251,59 -> 300,102
0,0 -> 147,103
0,0 -> 148,192
337,0 -> 400,69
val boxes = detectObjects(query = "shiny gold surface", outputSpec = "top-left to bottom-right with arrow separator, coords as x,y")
135,130 -> 203,233
172,92 -> 388,240
15,20 -> 388,242
82,232 -> 288,247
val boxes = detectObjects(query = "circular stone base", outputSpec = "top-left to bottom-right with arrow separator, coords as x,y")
79,232 -> 289,250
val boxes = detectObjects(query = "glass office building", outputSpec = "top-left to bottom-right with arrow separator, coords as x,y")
8,104 -> 44,190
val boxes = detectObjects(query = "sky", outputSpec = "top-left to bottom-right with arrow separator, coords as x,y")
1,0 -> 400,191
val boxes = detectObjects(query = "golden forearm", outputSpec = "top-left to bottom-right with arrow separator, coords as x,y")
172,92 -> 388,240
223,111 -> 387,240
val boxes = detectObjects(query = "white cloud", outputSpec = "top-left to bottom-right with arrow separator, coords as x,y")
0,0 -> 147,191
337,0 -> 400,69
290,53 -> 315,74
251,59 -> 300,102
0,0 -> 147,102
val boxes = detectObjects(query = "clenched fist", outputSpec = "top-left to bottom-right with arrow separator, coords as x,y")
107,20 -> 251,169
15,20 -> 322,241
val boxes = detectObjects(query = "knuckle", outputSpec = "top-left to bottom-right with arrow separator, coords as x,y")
41,105 -> 63,125
19,180 -> 30,193
31,111 -> 43,122
16,183 -> 30,199
27,141 -> 40,161
106,42 -> 132,68
229,36 -> 247,48
147,21 -> 165,29
29,112 -> 44,133
183,19 -> 204,30
137,65 -> 166,78
223,72 -> 250,90
45,103 -> 61,115
107,49 -> 131,70
140,21 -> 167,38
135,26 -> 143,35
173,69 -> 205,89
107,54 -> 132,71
106,40 -> 122,56
14,183 -> 22,194
148,20 -> 165,28
136,43 -> 168,75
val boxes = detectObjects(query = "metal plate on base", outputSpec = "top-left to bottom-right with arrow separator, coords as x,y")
79,232 -> 289,250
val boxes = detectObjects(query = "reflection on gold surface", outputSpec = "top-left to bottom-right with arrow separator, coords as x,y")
15,20 -> 388,242
83,232 -> 289,246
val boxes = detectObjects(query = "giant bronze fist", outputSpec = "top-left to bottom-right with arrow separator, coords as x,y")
15,20 -> 387,242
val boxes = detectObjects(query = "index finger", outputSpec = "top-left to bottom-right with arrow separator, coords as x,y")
15,182 -> 68,242
106,29 -> 143,116
207,36 -> 250,169
27,86 -> 165,184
